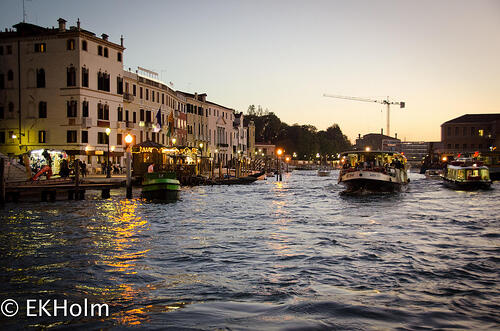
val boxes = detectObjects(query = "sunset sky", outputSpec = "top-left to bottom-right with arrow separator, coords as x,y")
1,0 -> 499,142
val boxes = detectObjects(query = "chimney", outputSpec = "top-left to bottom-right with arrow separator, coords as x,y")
395,133 -> 398,139
120,35 -> 124,47
57,18 -> 66,32
77,18 -> 80,30
358,133 -> 361,139
381,128 -> 383,135
101,33 -> 108,41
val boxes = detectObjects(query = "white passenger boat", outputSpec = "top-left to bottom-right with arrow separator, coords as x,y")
338,150 -> 409,192
442,158 -> 491,190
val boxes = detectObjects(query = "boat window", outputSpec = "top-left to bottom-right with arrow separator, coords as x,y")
457,170 -> 465,180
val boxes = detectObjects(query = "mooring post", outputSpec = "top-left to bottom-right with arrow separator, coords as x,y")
0,159 -> 5,205
102,188 -> 110,199
126,149 -> 132,198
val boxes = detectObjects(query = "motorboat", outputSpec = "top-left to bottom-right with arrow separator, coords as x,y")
424,169 -> 443,180
317,169 -> 330,177
142,171 -> 180,201
338,150 -> 409,192
442,158 -> 491,190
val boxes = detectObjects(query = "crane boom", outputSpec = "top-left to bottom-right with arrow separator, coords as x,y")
323,93 -> 405,137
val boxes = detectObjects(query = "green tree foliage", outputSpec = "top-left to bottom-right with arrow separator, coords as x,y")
244,106 -> 351,159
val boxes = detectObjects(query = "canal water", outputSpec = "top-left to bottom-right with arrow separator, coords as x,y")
0,171 -> 499,329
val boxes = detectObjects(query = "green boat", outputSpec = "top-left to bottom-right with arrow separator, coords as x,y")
141,172 -> 180,201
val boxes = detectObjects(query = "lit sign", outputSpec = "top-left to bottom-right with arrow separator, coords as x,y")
95,150 -> 104,155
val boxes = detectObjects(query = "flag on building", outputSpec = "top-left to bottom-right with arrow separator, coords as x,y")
156,108 -> 162,127
167,111 -> 174,137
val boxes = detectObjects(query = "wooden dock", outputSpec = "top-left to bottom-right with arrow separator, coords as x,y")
0,159 -> 125,203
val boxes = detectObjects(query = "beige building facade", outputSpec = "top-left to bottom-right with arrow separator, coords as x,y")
1,18 -> 253,171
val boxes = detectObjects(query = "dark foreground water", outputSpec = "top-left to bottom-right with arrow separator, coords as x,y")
0,171 -> 499,330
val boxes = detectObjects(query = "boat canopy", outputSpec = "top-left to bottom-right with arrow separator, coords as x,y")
340,151 -> 406,168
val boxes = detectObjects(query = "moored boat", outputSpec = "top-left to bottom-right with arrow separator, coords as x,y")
442,158 -> 491,190
141,171 -> 180,201
338,150 -> 409,192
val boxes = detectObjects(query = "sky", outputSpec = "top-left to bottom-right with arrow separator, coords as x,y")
1,0 -> 499,143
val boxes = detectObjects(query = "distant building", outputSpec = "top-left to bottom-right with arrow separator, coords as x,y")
400,141 -> 429,164
255,143 -> 275,157
441,114 -> 500,153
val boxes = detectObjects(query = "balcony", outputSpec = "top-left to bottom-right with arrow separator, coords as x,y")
81,118 -> 93,128
123,92 -> 134,102
126,121 -> 135,129
217,143 -> 229,148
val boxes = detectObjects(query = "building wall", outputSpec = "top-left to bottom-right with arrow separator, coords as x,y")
0,20 -> 125,172
441,120 -> 499,153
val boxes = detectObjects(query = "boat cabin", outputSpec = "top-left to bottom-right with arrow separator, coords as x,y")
340,151 -> 407,171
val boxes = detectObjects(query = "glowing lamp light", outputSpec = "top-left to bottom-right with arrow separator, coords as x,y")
293,152 -> 297,158
124,134 -> 133,144
85,145 -> 91,152
11,134 -> 17,139
285,156 -> 291,162
110,146 -> 115,152
199,142 -> 204,149
277,149 -> 283,156
442,156 -> 448,162
215,149 -> 218,153
365,147 -> 371,152
105,128 -> 111,135
172,138 -> 177,145
316,153 -> 320,158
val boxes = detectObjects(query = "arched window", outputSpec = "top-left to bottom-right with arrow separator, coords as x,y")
36,68 -> 45,88
67,66 -> 76,86
67,39 -> 75,50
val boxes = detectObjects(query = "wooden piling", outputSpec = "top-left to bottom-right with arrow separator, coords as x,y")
0,159 -> 5,205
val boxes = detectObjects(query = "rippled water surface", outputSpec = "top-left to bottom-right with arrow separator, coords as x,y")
1,170 -> 499,330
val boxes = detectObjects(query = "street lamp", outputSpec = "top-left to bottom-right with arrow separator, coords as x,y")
199,142 -> 204,157
172,137 -> 176,145
124,133 -> 133,198
105,127 -> 111,178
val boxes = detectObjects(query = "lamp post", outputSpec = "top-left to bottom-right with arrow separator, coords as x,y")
105,127 -> 111,178
276,148 -> 283,181
199,142 -> 204,174
124,133 -> 133,198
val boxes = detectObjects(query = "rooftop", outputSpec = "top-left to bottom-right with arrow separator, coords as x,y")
442,114 -> 500,125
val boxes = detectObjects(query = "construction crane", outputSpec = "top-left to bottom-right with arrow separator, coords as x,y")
323,94 -> 405,137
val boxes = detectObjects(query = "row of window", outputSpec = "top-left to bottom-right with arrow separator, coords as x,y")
445,126 -> 491,137
186,103 -> 232,120
0,66 -> 122,92
447,143 -> 485,150
30,39 -> 122,62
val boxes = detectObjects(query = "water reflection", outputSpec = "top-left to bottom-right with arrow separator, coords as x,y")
0,172 -> 499,329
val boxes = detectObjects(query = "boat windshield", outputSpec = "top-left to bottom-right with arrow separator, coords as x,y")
340,152 -> 406,171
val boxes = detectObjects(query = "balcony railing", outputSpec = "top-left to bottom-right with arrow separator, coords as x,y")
123,92 -> 134,102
